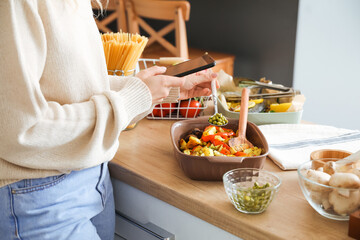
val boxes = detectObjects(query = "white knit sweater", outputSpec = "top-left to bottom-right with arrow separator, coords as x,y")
0,0 -> 171,187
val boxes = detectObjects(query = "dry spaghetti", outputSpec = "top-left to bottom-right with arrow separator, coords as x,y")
101,32 -> 148,76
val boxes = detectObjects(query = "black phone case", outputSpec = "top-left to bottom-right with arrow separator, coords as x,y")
164,54 -> 216,77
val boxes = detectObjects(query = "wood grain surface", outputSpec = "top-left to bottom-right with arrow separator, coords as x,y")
109,118 -> 351,240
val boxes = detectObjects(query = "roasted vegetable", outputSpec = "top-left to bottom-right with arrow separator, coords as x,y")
179,125 -> 262,157
184,128 -> 203,141
186,135 -> 202,149
179,139 -> 187,150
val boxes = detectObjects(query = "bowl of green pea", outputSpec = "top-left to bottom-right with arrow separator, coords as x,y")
208,112 -> 228,126
223,168 -> 281,214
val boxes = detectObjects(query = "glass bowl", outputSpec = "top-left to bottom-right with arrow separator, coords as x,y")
297,159 -> 360,221
223,168 -> 281,214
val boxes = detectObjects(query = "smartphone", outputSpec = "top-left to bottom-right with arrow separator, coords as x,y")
164,54 -> 216,77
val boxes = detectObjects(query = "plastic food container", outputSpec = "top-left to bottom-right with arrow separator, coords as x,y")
170,116 -> 269,181
217,97 -> 303,125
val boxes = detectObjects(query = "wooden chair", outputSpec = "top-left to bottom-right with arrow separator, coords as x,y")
93,0 -> 235,75
124,0 -> 235,75
125,0 -> 190,59
92,0 -> 128,33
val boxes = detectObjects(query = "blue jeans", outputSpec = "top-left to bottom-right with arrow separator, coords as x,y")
0,163 -> 115,240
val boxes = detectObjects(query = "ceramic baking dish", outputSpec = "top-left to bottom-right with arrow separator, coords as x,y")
170,116 -> 269,181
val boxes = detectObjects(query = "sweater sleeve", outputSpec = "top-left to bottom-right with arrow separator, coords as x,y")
0,1 -> 152,172
108,75 -> 154,124
109,75 -> 180,104
109,75 -> 180,122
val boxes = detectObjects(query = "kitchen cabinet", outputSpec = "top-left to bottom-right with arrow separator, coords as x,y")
114,205 -> 175,240
112,179 -> 240,240
109,119 -> 351,240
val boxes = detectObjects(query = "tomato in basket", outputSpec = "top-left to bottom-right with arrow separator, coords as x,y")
179,99 -> 201,118
152,103 -> 176,117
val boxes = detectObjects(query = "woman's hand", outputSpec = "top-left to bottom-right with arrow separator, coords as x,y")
136,66 -> 185,104
136,66 -> 218,104
179,70 -> 218,100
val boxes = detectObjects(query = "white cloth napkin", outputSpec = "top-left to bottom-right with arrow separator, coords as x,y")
258,124 -> 360,170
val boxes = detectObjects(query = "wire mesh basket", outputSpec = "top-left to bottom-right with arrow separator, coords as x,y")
136,59 -> 211,120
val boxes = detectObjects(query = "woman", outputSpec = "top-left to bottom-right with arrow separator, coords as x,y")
0,0 -> 217,239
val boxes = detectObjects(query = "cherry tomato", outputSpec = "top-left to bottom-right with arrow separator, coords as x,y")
179,100 -> 201,118
152,103 -> 176,117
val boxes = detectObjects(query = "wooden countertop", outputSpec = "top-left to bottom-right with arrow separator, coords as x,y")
109,118 -> 351,240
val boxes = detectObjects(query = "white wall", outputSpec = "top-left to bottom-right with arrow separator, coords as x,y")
293,0 -> 360,130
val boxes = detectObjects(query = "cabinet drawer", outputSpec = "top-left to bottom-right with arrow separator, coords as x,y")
115,211 -> 175,240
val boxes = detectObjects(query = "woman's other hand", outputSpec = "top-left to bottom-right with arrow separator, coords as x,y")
136,66 -> 185,104
179,70 -> 218,100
